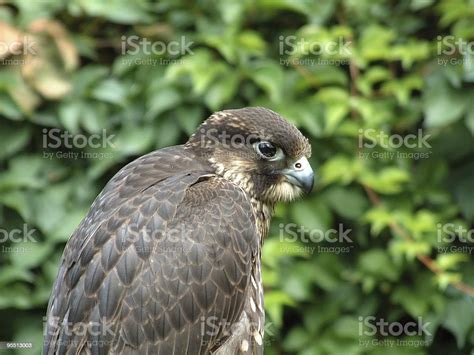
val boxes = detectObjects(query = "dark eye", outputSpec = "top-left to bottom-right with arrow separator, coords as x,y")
256,142 -> 277,158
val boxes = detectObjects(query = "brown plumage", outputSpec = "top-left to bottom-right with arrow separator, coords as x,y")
43,107 -> 314,355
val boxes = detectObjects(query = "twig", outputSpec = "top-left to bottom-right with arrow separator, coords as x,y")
340,15 -> 474,297
289,14 -> 474,298
363,184 -> 474,297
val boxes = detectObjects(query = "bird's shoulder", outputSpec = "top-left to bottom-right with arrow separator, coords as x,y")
44,146 -> 260,354
68,144 -> 257,259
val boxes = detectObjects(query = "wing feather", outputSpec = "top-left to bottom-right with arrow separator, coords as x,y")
43,145 -> 258,355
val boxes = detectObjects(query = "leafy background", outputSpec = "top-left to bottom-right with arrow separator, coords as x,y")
0,0 -> 473,354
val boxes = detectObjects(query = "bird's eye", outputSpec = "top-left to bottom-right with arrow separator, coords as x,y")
256,142 -> 277,158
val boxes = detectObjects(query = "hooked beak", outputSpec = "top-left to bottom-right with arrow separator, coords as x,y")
281,156 -> 314,194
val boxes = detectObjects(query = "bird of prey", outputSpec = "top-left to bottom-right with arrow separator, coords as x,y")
43,107 -> 314,355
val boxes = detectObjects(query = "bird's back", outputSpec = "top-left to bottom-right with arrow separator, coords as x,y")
43,145 -> 263,354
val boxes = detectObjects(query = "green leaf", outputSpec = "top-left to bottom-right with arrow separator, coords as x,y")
436,253 -> 469,271
237,31 -> 267,56
30,185 -> 70,235
360,167 -> 410,194
59,100 -> 82,133
176,106 -> 204,136
320,155 -> 362,185
290,198 -> 332,233
204,71 -> 239,110
263,238 -> 310,268
315,87 -> 349,134
423,71 -> 470,128
9,241 -> 53,269
146,87 -> 182,119
114,124 -> 155,155
75,0 -> 153,24
0,124 -> 31,159
0,267 -> 34,287
358,249 -> 399,281
391,286 -> 430,317
13,320 -> 44,355
443,298 -> 474,348
465,107 -> 474,135
265,290 -> 296,327
155,118 -> 181,149
283,325 -> 313,352
0,155 -> 46,190
249,61 -> 284,102
449,161 -> 474,221
0,284 -> 34,309
91,79 -> 128,106
0,190 -> 33,222
49,208 -> 87,242
324,186 -> 369,219
0,93 -> 22,120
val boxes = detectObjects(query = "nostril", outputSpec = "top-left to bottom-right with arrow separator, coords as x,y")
295,162 -> 302,169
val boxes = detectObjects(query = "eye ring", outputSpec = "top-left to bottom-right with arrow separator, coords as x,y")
253,141 -> 283,160
256,142 -> 276,158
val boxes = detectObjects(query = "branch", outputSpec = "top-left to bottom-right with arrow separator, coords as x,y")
363,184 -> 474,297
341,15 -> 474,298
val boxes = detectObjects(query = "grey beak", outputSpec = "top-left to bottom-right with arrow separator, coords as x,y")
281,156 -> 314,194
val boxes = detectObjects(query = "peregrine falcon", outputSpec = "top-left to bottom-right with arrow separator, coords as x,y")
43,107 -> 314,355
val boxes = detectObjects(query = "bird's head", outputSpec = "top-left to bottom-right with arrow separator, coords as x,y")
186,107 -> 314,204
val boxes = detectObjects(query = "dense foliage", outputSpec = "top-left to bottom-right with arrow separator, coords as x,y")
0,0 -> 473,354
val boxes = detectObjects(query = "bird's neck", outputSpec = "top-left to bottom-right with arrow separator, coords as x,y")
209,159 -> 274,244
250,198 -> 273,245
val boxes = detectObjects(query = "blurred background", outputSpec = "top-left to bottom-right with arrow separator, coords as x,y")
0,0 -> 473,354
